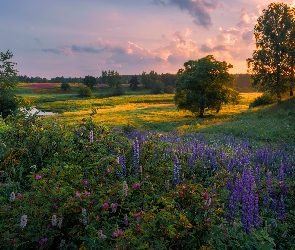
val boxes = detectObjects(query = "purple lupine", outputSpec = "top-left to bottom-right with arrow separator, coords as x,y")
173,155 -> 180,186
90,130 -> 94,143
116,154 -> 127,176
133,137 -> 140,174
277,195 -> 286,222
241,168 -> 260,233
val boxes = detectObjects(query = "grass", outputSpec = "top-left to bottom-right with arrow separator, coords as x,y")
16,82 -> 295,144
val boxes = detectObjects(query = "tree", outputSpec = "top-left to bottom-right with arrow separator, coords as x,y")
107,70 -> 122,88
78,86 -> 92,98
174,55 -> 239,117
129,75 -> 140,90
83,75 -> 96,89
61,81 -> 70,91
0,50 -> 19,118
247,2 -> 295,100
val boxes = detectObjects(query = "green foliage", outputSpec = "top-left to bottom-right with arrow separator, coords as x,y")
77,86 -> 92,98
150,80 -> 165,94
60,81 -> 70,91
112,85 -> 125,96
83,75 -> 96,89
0,50 -> 20,119
141,70 -> 161,89
174,55 -> 240,117
129,75 -> 140,91
247,2 -> 295,100
249,92 -> 276,108
101,70 -> 122,88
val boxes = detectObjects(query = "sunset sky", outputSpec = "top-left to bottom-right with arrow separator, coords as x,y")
1,0 -> 295,78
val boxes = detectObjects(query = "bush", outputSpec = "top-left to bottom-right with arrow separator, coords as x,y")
77,86 -> 92,98
61,82 -> 70,91
249,92 -> 276,108
164,85 -> 174,94
150,80 -> 164,94
112,86 -> 125,96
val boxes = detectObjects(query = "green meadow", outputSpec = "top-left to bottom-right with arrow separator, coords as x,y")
15,82 -> 295,144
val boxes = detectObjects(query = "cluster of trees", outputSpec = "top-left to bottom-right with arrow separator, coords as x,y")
247,2 -> 295,100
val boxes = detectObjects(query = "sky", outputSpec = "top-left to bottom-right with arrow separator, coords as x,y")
1,0 -> 295,79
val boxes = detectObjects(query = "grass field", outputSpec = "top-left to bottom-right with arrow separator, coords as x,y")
15,82 -> 295,144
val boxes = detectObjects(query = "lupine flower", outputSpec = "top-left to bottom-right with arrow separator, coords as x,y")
165,180 -> 170,190
173,156 -> 180,186
133,137 -> 140,174
52,214 -> 57,226
82,208 -> 87,215
123,181 -> 128,197
35,175 -> 42,180
39,238 -> 48,245
60,239 -> 65,248
16,193 -> 22,199
98,230 -> 107,239
117,155 -> 127,176
58,217 -> 63,228
139,165 -> 143,173
111,203 -> 118,213
9,192 -> 15,202
20,215 -> 27,228
90,130 -> 94,143
124,214 -> 129,226
132,183 -> 141,189
102,203 -> 109,210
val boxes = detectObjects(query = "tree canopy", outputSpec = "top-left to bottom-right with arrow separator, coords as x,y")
174,55 -> 239,117
247,2 -> 295,100
0,50 -> 19,118
83,75 -> 96,89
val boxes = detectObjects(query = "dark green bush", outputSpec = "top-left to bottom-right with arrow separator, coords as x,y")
77,86 -> 92,98
249,92 -> 276,108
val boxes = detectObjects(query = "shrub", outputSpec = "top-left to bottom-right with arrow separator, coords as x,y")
77,86 -> 92,98
61,82 -> 70,91
249,92 -> 276,108
164,85 -> 174,94
150,80 -> 164,94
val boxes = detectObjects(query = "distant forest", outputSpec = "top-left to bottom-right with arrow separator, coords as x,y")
17,74 -> 256,93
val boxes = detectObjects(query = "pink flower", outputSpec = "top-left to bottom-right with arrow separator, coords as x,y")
182,185 -> 186,190
106,169 -> 111,173
118,229 -> 123,235
53,205 -> 58,210
132,183 -> 141,189
134,212 -> 141,219
84,191 -> 90,197
111,203 -> 118,213
35,175 -> 42,180
53,197 -> 58,202
83,180 -> 88,185
112,231 -> 118,238
39,238 -> 48,245
102,203 -> 109,210
16,193 -> 22,198
76,191 -> 82,200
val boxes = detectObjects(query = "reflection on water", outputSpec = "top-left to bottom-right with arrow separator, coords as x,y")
21,107 -> 57,116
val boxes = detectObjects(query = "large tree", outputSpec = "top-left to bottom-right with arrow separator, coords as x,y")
0,50 -> 19,118
83,75 -> 96,89
247,2 -> 295,100
174,55 -> 239,117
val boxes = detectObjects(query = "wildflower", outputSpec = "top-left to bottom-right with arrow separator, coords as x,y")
60,239 -> 65,248
111,203 -> 118,213
98,230 -> 107,239
53,205 -> 58,210
16,193 -> 22,199
102,203 -> 109,210
112,231 -> 118,238
132,183 -> 141,189
124,214 -> 129,226
76,191 -> 82,200
139,165 -> 143,173
58,217 -> 63,228
134,211 -> 141,220
52,214 -> 57,226
133,137 -> 140,174
35,175 -> 42,180
165,180 -> 170,190
20,215 -> 27,228
173,156 -> 180,186
123,181 -> 128,197
90,130 -> 94,143
106,168 -> 111,173
9,192 -> 15,202
39,238 -> 48,245
83,180 -> 88,185
84,191 -> 90,197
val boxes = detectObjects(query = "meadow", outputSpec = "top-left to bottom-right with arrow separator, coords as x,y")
0,83 -> 295,249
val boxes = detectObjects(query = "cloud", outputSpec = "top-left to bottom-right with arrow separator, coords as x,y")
151,0 -> 218,28
41,49 -> 61,54
71,45 -> 104,54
